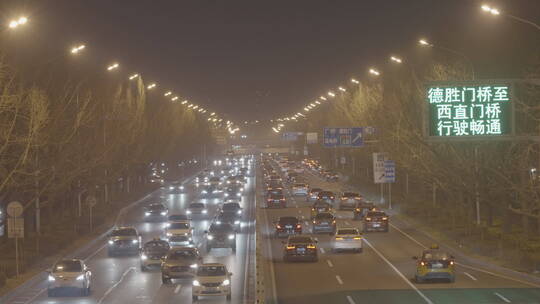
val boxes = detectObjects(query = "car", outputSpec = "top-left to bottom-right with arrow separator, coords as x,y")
310,201 -> 333,219
107,227 -> 141,256
205,223 -> 236,253
332,227 -> 363,253
161,247 -> 203,283
266,180 -> 284,191
268,174 -> 282,182
353,201 -> 376,220
286,172 -> 298,183
195,174 -> 207,186
167,181 -> 185,193
165,221 -> 193,241
307,188 -> 323,202
363,210 -> 389,232
293,166 -> 304,174
187,202 -> 208,216
168,214 -> 189,222
339,192 -> 363,210
224,185 -> 243,198
317,191 -> 336,203
215,212 -> 241,231
140,238 -> 170,271
325,172 -> 339,182
265,188 -> 284,198
208,176 -> 222,186
312,212 -> 336,234
219,202 -> 243,218
413,244 -> 455,283
143,203 -> 168,221
282,235 -> 318,262
192,263 -> 232,301
200,185 -> 221,197
266,193 -> 286,208
291,183 -> 309,196
274,216 -> 302,237
47,259 -> 91,297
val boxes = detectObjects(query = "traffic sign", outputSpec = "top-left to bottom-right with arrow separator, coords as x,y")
7,201 -> 23,217
323,127 -> 363,147
384,160 -> 396,183
306,132 -> 318,144
373,152 -> 388,183
7,217 -> 24,238
282,132 -> 303,141
85,195 -> 97,207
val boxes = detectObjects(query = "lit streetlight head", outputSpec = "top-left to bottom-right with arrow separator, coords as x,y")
8,16 -> 28,29
320,96 -> 327,101
351,78 -> 360,84
129,73 -> 139,80
315,101 -> 321,104
107,63 -> 119,71
390,56 -> 403,64
171,96 -> 178,101
304,107 -> 310,112
18,17 -> 28,24
147,83 -> 157,90
369,68 -> 381,76
338,87 -> 346,92
164,91 -> 172,97
481,4 -> 500,15
70,44 -> 86,54
181,100 -> 188,105
328,91 -> 336,97
418,39 -> 433,47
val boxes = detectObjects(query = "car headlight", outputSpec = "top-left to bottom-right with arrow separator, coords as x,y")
166,232 -> 172,236
237,193 -> 241,197
141,254 -> 148,260
180,186 -> 184,190
225,193 -> 229,197
48,275 -> 56,282
237,210 -> 242,214
234,220 -> 240,225
190,264 -> 198,269
216,221 -> 221,225
207,235 -> 213,240
108,240 -> 114,245
193,280 -> 200,286
222,279 -> 230,286
202,190 -> 207,194
240,188 -> 244,191
213,190 -> 218,193
202,209 -> 207,214
132,239 -> 138,244
228,234 -> 235,239
169,186 -> 174,190
76,274 -> 85,281
161,212 -> 167,216
145,212 -> 150,216
186,210 -> 192,214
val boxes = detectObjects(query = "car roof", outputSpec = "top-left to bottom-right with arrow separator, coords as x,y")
279,216 -> 298,222
288,236 -> 314,243
315,212 -> 334,218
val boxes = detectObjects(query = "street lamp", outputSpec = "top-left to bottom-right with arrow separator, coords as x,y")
351,78 -> 360,84
171,96 -> 179,101
8,16 -> 28,29
129,73 -> 139,80
70,44 -> 86,54
328,91 -> 336,97
390,55 -> 403,64
107,63 -> 119,71
369,68 -> 381,76
164,91 -> 172,97
338,86 -> 346,92
480,4 -> 540,32
418,38 -> 475,79
319,96 -> 327,101
147,83 -> 157,90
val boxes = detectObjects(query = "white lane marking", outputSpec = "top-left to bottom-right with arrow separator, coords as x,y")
326,260 -> 333,268
304,221 -> 309,226
363,239 -> 433,304
97,267 -> 136,304
346,295 -> 356,304
494,292 -> 511,303
463,272 -> 477,281
391,222 -> 540,288
335,275 -> 343,285
320,247 -> 325,254
84,243 -> 107,262
174,284 -> 182,294
345,221 -> 350,225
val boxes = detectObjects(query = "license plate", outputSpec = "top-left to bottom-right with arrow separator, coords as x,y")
285,225 -> 292,229
432,263 -> 443,268
297,248 -> 306,253
373,223 -> 380,227
321,222 -> 328,225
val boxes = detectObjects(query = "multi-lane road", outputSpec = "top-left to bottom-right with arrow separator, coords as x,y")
260,160 -> 540,304
3,157 -> 540,304
2,170 -> 256,304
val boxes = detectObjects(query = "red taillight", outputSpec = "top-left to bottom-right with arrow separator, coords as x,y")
296,224 -> 301,229
276,224 -> 282,229
450,261 -> 454,265
382,217 -> 388,221
420,261 -> 425,266
267,199 -> 272,202
280,198 -> 285,201
365,217 -> 372,221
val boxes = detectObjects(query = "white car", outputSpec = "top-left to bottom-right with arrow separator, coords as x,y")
186,202 -> 208,216
294,166 -> 304,174
47,259 -> 91,297
332,227 -> 363,253
166,221 -> 193,240
192,263 -> 232,301
291,183 -> 309,196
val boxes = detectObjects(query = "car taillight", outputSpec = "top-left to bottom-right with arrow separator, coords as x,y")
420,261 -> 425,266
382,217 -> 388,221
307,245 -> 316,249
276,224 -> 282,229
280,198 -> 285,201
267,199 -> 272,202
450,261 -> 454,265
332,220 -> 336,224
296,224 -> 301,229
355,208 -> 361,211
286,245 -> 295,250
313,220 -> 316,224
335,237 -> 344,240
365,217 -> 372,221
353,237 -> 362,240
311,208 -> 315,211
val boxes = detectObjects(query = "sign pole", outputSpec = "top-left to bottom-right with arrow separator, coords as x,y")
475,145 -> 481,226
389,184 -> 392,210
15,234 -> 19,278
89,205 -> 93,233
380,183 -> 384,204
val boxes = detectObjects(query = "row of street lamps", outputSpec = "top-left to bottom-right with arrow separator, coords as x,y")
271,3 -> 539,133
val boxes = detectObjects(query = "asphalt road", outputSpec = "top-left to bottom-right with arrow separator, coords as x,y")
261,163 -> 540,304
2,171 -> 257,304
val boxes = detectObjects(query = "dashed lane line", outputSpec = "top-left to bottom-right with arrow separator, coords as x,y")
494,292 -> 511,303
97,267 -> 136,304
320,247 -> 325,254
346,295 -> 356,304
174,284 -> 182,294
335,275 -> 343,285
326,259 -> 334,267
463,272 -> 478,281
363,239 -> 433,304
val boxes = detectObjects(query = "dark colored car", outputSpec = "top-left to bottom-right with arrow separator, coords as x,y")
312,212 -> 336,234
205,223 -> 237,253
310,201 -> 333,219
214,212 -> 241,231
266,193 -> 286,208
143,203 -> 168,222
363,211 -> 389,232
274,216 -> 302,237
107,227 -> 141,256
140,238 -> 170,271
266,180 -> 284,191
266,188 -> 284,198
353,201 -> 376,220
307,188 -> 323,202
220,202 -> 243,218
282,236 -> 318,262
317,191 -> 336,203
325,172 -> 339,182
224,185 -> 243,199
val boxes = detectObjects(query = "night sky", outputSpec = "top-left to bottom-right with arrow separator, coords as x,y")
2,0 -> 539,122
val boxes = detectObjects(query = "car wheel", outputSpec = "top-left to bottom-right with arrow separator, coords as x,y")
226,294 -> 232,301
47,289 -> 55,297
192,295 -> 198,301
162,276 -> 171,284
140,265 -> 146,272
357,248 -> 363,253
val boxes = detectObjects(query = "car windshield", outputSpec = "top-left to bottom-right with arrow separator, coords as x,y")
319,192 -> 333,196
148,204 -> 165,210
423,251 -> 451,260
110,228 -> 137,236
222,203 -> 240,210
311,188 -> 322,192
313,202 -> 330,208
289,237 -> 313,244
144,241 -> 169,250
279,217 -> 298,224
270,194 -> 284,199
338,229 -> 358,235
316,213 -> 334,220
367,212 -> 386,217
210,224 -> 234,232
197,265 -> 227,276
169,223 -> 189,229
53,261 -> 82,272
168,215 -> 188,221
210,177 -> 220,182
343,192 -> 358,197
168,250 -> 197,259
189,203 -> 204,208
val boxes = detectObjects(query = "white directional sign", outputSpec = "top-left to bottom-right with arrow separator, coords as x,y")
373,152 -> 388,184
7,217 -> 24,238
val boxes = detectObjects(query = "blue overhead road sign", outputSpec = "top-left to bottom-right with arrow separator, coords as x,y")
323,127 -> 363,147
